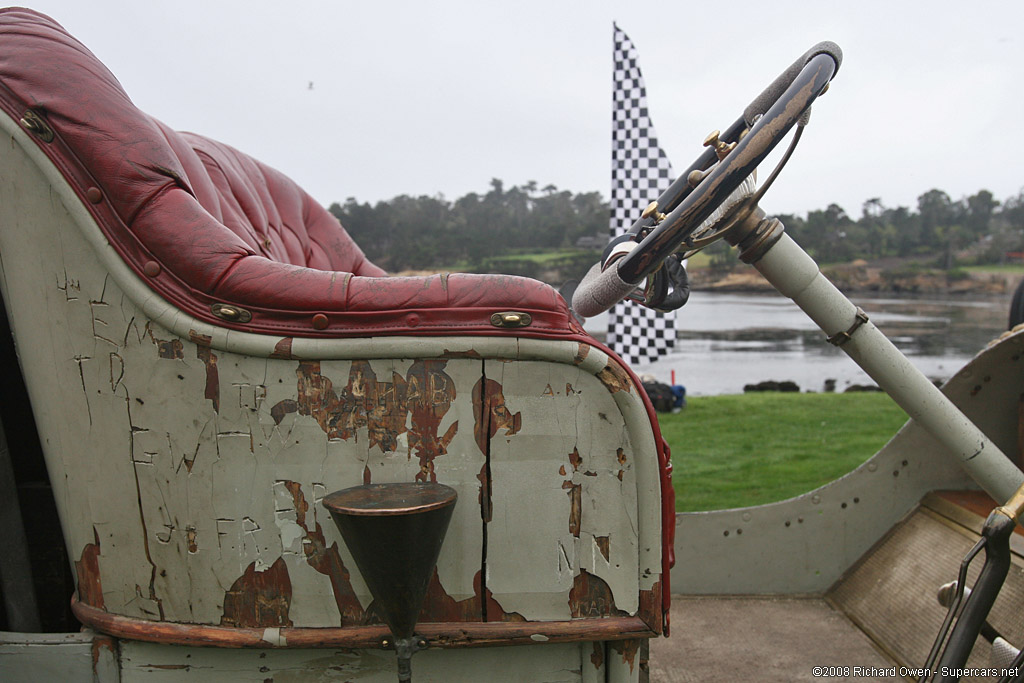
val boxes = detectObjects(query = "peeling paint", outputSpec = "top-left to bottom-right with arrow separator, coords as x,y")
190,331 -> 220,412
407,360 -> 458,482
590,641 -> 604,670
573,344 -> 590,365
75,528 -> 104,608
477,463 -> 492,523
293,360 -> 399,446
616,448 -> 628,481
639,582 -> 663,634
441,348 -> 482,359
595,363 -> 632,394
563,448 -> 583,537
90,635 -> 117,672
610,639 -> 640,672
563,480 -> 582,538
480,571 -> 526,623
157,339 -> 183,359
472,376 -> 522,455
220,556 -> 293,628
568,448 -> 582,472
417,568 -> 482,622
595,536 -> 611,562
270,399 -> 298,425
291,359 -> 458,478
282,481 -> 366,625
569,570 -> 628,618
270,337 -> 294,359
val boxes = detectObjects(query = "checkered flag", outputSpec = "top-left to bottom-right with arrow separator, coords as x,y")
607,23 -> 676,367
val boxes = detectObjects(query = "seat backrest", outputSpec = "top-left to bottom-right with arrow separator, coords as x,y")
0,8 -> 582,342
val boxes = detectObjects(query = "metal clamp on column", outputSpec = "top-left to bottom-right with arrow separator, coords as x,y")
826,307 -> 868,346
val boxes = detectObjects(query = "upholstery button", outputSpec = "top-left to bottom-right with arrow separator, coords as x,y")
312,313 -> 329,330
86,187 -> 103,203
406,314 -> 419,328
143,261 -> 161,277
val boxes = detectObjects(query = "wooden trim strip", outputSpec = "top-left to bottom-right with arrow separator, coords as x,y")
72,598 -> 655,649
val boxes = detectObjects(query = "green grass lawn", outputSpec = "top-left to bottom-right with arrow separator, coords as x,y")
660,392 -> 909,512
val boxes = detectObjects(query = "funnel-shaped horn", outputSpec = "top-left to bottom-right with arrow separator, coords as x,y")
323,482 -> 457,681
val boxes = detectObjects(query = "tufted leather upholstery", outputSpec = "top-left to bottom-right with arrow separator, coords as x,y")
0,8 -> 585,341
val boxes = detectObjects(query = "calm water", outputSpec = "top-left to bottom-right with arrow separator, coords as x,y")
585,292 -> 1013,396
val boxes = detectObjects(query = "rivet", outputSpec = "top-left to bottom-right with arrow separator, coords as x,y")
86,187 -> 103,204
210,303 -> 252,323
143,261 -> 161,277
407,314 -> 420,328
489,311 -> 533,328
312,313 -> 329,330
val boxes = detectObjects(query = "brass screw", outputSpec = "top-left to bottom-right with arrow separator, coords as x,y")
703,129 -> 735,160
641,201 -> 666,223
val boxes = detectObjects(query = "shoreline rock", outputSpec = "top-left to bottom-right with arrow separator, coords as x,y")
688,261 -> 1017,296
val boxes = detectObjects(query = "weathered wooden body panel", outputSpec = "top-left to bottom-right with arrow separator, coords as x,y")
674,325 -> 1024,595
486,359 -> 644,620
0,110 -> 661,679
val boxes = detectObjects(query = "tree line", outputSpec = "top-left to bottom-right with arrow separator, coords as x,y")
328,179 -> 607,272
329,182 -> 1024,272
775,188 -> 1024,268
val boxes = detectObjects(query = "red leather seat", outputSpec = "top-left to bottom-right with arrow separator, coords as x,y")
0,8 -> 586,341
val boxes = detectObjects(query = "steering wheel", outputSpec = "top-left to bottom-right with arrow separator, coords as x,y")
573,41 -> 842,319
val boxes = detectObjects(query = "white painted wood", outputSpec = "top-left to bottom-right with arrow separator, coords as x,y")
119,640 -> 584,682
486,359 -> 642,619
0,631 -> 116,683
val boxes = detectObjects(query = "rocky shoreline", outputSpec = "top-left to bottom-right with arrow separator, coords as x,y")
398,256 -> 1021,298
688,259 -> 1018,296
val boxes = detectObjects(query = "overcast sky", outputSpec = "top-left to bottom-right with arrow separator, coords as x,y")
19,1 -> 1024,219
